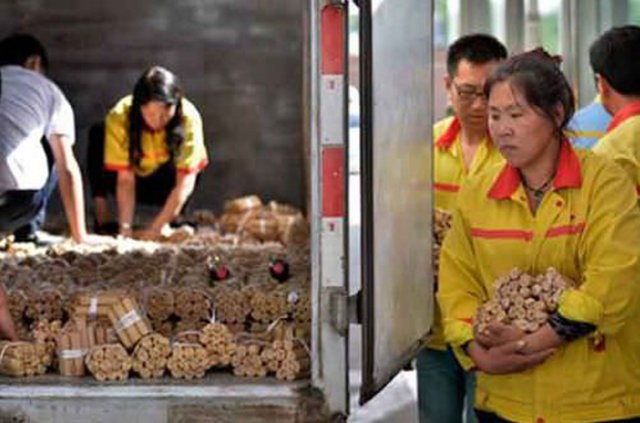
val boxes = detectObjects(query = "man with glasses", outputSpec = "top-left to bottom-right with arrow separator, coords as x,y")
592,26 -> 640,198
418,33 -> 507,423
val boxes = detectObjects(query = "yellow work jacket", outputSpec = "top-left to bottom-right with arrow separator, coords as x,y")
438,140 -> 640,422
104,95 -> 209,177
428,116 -> 503,349
593,101 -> 640,197
433,116 -> 504,211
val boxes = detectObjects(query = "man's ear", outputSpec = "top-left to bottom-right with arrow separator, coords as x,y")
597,74 -> 611,97
553,102 -> 565,127
24,55 -> 43,73
444,73 -> 452,91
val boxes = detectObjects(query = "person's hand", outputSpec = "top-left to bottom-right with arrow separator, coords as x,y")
0,288 -> 18,341
119,225 -> 133,238
135,228 -> 162,241
518,324 -> 564,355
468,339 -> 555,374
76,233 -> 117,246
476,322 -> 525,348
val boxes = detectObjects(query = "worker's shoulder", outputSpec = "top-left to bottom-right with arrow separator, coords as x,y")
456,161 -> 505,203
594,116 -> 640,155
180,97 -> 202,121
2,65 -> 65,98
433,115 -> 455,138
579,147 -> 636,183
106,95 -> 133,121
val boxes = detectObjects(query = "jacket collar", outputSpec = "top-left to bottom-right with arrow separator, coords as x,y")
435,116 -> 461,149
488,138 -> 582,200
435,116 -> 493,151
607,101 -> 640,132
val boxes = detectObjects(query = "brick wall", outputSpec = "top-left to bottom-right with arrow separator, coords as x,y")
0,0 -> 305,217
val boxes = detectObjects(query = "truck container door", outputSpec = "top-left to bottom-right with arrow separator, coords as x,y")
359,0 -> 434,404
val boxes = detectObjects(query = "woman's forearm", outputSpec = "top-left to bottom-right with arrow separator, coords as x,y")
49,134 -> 87,242
116,170 -> 136,234
149,172 -> 196,232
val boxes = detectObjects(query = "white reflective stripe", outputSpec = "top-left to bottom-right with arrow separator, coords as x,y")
320,75 -> 344,146
320,217 -> 344,288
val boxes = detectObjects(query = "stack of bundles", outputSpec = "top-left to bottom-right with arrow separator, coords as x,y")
212,283 -> 251,329
0,341 -> 48,376
172,247 -> 211,286
57,318 -> 91,377
433,208 -> 453,279
218,196 -> 309,246
24,286 -> 65,323
230,242 -> 282,281
85,344 -> 132,381
71,291 -> 120,321
189,209 -> 217,227
268,201 -> 309,246
108,297 -> 151,349
73,292 -> 151,349
131,333 -> 172,379
30,257 -> 74,287
285,244 -> 310,278
87,320 -> 114,345
244,210 -> 279,243
269,277 -> 311,325
219,195 -> 262,235
259,323 -> 310,381
250,283 -> 289,324
166,342 -> 209,379
475,267 -> 575,334
172,331 -> 201,344
31,319 -> 62,369
173,287 -> 211,329
145,288 -> 174,337
199,322 -> 236,368
231,333 -> 269,378
289,290 -> 311,325
173,319 -> 208,336
0,218 -> 313,382
8,289 -> 30,340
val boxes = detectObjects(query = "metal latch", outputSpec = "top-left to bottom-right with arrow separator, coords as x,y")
327,288 -> 361,336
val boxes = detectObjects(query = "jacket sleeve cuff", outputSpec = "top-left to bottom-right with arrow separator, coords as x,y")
444,318 -> 474,347
548,312 -> 597,341
558,289 -> 603,326
452,345 -> 476,371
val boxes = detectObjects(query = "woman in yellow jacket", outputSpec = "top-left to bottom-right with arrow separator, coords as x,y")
438,49 -> 640,423
87,66 -> 208,238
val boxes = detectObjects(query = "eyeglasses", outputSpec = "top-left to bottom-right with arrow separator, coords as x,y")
452,81 -> 486,102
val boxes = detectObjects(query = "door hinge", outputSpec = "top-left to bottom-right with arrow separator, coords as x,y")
327,288 -> 361,336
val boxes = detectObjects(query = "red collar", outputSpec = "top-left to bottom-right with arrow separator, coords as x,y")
607,101 -> 640,132
435,117 -> 461,149
488,138 -> 582,199
435,116 -> 492,150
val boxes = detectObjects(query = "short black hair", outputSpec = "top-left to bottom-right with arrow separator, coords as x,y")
446,33 -> 507,77
0,33 -> 49,69
590,25 -> 640,96
485,49 -> 575,135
